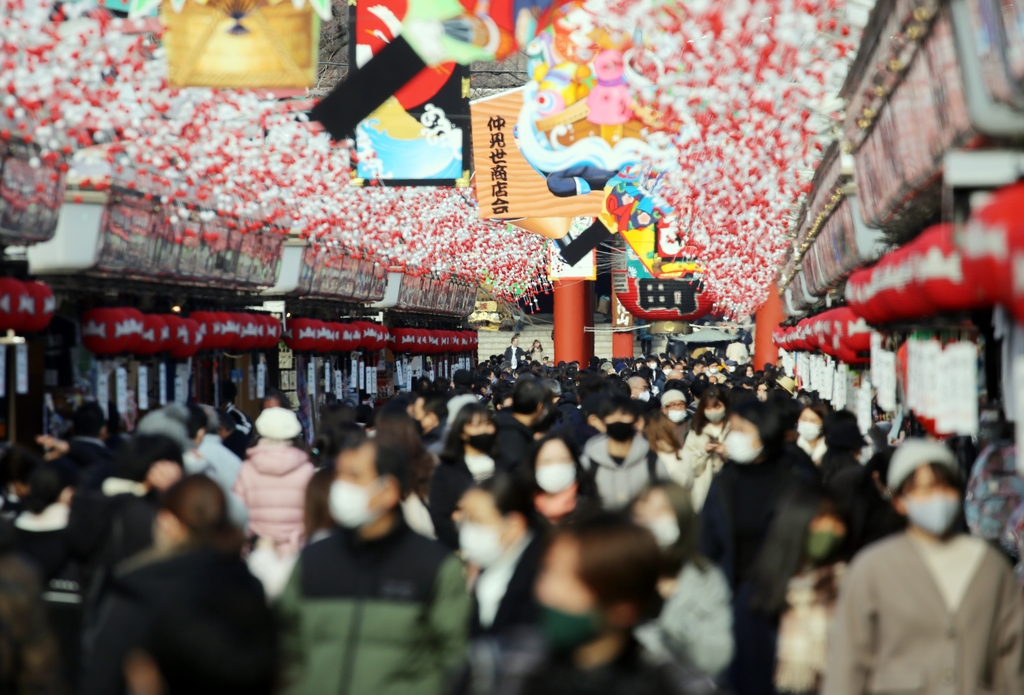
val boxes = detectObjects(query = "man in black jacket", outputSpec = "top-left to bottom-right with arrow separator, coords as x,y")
503,334 -> 527,371
495,378 -> 548,471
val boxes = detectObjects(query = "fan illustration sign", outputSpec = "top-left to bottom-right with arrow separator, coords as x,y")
351,0 -> 470,184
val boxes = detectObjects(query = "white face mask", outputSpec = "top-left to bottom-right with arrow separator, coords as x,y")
459,522 -> 504,568
797,421 -> 821,442
535,463 -> 576,493
646,515 -> 680,548
725,431 -> 763,464
329,479 -> 385,529
666,409 -> 687,423
464,453 -> 496,481
637,391 -> 651,402
704,409 -> 726,423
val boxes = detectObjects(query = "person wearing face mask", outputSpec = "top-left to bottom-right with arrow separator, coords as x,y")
699,400 -> 805,592
458,475 -> 545,640
527,434 -> 598,525
823,439 -> 1024,695
430,403 -> 498,550
645,412 -> 693,490
627,376 -> 652,403
580,396 -> 667,511
660,389 -> 690,441
506,513 -> 718,695
737,485 -> 848,695
278,436 -> 470,695
796,403 -> 828,465
632,483 -> 733,678
680,387 -> 730,511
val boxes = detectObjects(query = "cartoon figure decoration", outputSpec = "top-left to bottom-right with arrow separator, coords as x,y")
533,62 -> 592,118
586,50 -> 632,143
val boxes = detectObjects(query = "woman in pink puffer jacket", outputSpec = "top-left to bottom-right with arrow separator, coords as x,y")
233,407 -> 315,557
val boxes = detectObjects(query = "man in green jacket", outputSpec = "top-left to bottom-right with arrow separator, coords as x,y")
277,435 -> 470,695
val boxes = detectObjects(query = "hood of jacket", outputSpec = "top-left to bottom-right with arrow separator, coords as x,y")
583,434 -> 651,470
244,443 -> 311,476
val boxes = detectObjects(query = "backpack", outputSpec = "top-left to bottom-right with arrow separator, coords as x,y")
965,442 -> 1024,542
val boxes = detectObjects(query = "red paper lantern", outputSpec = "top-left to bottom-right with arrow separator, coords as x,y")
19,281 -> 55,333
81,307 -> 145,355
315,322 -> 339,353
135,314 -> 169,355
283,318 -> 322,352
262,315 -> 282,349
389,327 -> 418,353
234,313 -> 261,351
957,182 -> 1024,306
162,315 -> 203,359
334,323 -> 358,352
0,278 -> 27,331
190,311 -> 221,350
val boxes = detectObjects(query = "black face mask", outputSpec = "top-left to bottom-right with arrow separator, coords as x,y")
466,433 -> 496,452
605,422 -> 636,443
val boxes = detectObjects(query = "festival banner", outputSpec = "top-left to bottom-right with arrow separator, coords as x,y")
470,88 -> 604,220
350,0 -> 470,185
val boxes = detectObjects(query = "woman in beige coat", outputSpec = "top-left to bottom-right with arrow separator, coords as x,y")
823,439 -> 1024,695
680,386 -> 729,510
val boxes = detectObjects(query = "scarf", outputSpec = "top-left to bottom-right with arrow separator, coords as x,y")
775,562 -> 845,693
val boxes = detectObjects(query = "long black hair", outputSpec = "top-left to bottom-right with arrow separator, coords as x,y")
440,402 -> 495,463
748,484 -> 846,616
691,386 -> 729,435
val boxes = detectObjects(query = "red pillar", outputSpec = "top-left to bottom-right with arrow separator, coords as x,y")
611,286 -> 634,358
554,280 -> 588,365
754,282 -> 784,370
583,280 -> 594,365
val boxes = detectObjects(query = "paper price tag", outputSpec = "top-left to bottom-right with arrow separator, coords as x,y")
358,361 -> 365,391
158,363 -> 167,405
324,362 -> 332,394
257,361 -> 266,399
307,360 -> 316,399
335,370 -> 343,399
367,366 -> 376,395
351,357 -> 359,390
137,365 -> 149,411
857,375 -> 872,435
175,363 -> 189,404
15,344 -> 27,395
248,364 -> 256,400
395,360 -> 404,391
97,364 -> 109,417
115,367 -> 128,416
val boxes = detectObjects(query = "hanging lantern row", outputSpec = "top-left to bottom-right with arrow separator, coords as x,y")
81,308 -> 281,359
0,278 -> 55,333
281,321 -> 478,355
773,306 -> 871,365
282,319 -> 388,353
389,328 -> 479,355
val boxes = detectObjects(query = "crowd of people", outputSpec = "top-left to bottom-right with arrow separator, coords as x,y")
0,339 -> 1023,695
